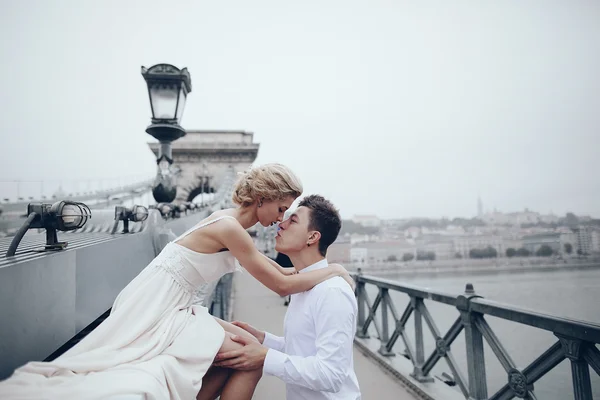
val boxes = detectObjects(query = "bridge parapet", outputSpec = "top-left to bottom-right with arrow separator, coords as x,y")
0,205 -> 233,380
353,271 -> 600,400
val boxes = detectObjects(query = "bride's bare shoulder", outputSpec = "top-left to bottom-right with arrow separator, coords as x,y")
203,212 -> 243,232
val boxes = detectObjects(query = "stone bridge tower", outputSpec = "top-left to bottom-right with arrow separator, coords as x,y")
148,130 -> 259,202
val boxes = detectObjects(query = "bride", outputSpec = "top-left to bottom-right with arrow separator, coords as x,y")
0,163 -> 353,400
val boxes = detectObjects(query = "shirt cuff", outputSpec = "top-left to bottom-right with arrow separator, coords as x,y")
263,331 -> 281,349
263,348 -> 287,377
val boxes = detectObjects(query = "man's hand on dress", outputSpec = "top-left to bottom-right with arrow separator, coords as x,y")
231,321 -> 265,344
214,335 -> 268,371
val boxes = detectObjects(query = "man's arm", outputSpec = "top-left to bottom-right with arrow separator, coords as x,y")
263,332 -> 286,352
263,286 -> 356,393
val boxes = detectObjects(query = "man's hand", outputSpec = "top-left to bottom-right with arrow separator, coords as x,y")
214,335 -> 268,371
231,321 -> 265,344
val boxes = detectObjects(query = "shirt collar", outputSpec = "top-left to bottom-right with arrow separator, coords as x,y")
298,258 -> 329,274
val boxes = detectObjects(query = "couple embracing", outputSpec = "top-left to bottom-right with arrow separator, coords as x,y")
0,163 -> 360,400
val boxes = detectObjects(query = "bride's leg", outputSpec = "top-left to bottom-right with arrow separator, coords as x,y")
219,369 -> 262,400
213,317 -> 259,343
196,321 -> 262,400
196,365 -> 231,400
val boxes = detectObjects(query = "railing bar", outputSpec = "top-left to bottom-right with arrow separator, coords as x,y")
445,351 -> 469,398
583,344 -> 600,376
443,317 -> 464,347
522,340 -> 565,384
528,390 -> 538,400
422,350 -> 442,376
363,289 -> 383,338
361,289 -> 375,332
488,385 -> 516,400
386,325 -> 401,352
383,290 -> 400,322
475,316 -> 516,373
470,299 -> 600,343
400,330 -> 416,365
355,275 -> 457,305
399,300 -> 414,327
419,300 -> 442,339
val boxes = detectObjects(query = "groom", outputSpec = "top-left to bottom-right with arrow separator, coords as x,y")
214,194 -> 361,399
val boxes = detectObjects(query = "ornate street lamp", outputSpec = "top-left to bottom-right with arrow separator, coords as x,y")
141,63 -> 192,203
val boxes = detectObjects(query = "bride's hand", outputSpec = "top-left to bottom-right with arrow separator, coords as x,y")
330,263 -> 356,291
282,268 -> 297,276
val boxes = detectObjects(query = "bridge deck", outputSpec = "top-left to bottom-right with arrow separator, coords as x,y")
232,270 -> 417,399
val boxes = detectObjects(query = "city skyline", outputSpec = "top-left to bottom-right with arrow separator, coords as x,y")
1,1 -> 599,219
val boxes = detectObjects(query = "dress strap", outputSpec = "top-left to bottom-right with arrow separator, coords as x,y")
172,215 -> 237,243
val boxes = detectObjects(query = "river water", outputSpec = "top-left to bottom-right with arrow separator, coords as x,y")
367,268 -> 600,399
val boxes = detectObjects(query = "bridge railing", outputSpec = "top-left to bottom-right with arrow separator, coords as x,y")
354,271 -> 600,400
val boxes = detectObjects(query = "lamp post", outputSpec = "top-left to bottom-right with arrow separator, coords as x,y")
141,64 -> 192,203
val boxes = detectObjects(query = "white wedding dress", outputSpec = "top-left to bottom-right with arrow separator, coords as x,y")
0,216 -> 243,400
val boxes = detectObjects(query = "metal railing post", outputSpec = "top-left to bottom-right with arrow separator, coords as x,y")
356,269 -> 370,338
457,283 -> 487,400
378,288 -> 395,356
410,297 -> 433,382
556,335 -> 593,400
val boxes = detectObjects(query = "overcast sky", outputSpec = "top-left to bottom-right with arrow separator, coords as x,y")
1,0 -> 599,219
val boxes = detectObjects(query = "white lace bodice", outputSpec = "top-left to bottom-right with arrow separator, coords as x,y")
150,216 -> 242,293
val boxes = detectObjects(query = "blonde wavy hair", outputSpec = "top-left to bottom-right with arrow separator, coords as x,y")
232,163 -> 303,207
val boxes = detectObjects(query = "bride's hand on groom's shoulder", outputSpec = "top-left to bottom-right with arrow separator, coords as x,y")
330,263 -> 356,291
232,321 -> 265,344
282,268 -> 297,276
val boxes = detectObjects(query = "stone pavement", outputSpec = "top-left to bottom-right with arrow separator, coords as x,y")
231,270 -> 417,399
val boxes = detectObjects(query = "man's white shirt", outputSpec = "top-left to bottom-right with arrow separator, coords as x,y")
262,259 -> 361,399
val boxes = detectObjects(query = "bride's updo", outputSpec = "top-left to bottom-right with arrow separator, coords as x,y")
232,163 -> 303,207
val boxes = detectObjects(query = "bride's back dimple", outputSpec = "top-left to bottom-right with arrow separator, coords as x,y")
153,216 -> 241,292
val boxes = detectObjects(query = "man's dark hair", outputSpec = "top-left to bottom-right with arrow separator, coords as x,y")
298,195 -> 342,257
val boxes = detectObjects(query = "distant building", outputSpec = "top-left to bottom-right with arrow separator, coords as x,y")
574,226 -> 594,255
481,208 -> 541,226
327,241 -> 351,264
539,213 -> 560,224
592,230 -> 600,253
350,247 -> 369,267
404,226 -> 421,239
559,230 -> 577,253
522,233 -> 561,254
454,235 -> 504,258
416,234 -> 456,260
352,215 -> 381,228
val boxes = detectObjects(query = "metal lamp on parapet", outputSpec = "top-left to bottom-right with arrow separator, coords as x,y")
141,63 -> 192,203
6,201 -> 92,257
155,202 -> 175,219
112,205 -> 149,234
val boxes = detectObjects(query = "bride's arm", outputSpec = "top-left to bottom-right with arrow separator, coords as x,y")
261,253 -> 296,275
218,220 -> 343,296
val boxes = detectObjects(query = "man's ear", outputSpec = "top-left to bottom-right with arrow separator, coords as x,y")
307,231 -> 321,247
